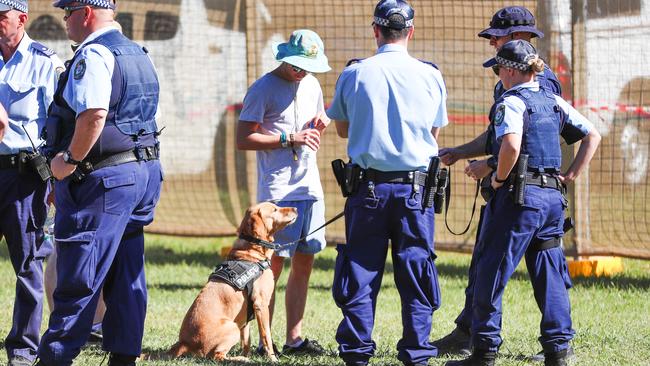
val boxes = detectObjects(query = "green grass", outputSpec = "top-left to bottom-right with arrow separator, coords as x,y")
0,235 -> 649,365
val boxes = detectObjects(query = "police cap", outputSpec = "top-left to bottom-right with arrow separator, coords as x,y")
483,39 -> 539,71
0,0 -> 28,13
52,0 -> 116,10
373,0 -> 414,30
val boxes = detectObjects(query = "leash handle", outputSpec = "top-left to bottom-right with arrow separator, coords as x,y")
444,168 -> 480,236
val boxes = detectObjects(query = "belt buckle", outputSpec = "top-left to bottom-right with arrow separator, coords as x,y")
541,175 -> 547,187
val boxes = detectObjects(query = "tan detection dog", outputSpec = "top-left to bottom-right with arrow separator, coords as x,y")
169,202 -> 297,362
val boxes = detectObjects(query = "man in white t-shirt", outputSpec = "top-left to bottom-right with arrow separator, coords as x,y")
236,29 -> 331,356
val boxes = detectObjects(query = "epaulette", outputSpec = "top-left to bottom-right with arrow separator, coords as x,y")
346,58 -> 365,67
419,60 -> 439,69
31,42 -> 56,57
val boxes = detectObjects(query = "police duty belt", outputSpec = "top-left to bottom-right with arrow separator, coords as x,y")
238,210 -> 345,250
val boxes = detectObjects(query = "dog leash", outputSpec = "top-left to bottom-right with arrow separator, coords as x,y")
444,169 -> 480,236
239,210 -> 345,250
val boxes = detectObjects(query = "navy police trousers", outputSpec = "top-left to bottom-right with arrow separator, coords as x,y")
470,186 -> 574,353
333,181 -> 440,365
37,160 -> 163,366
455,207 -> 574,353
0,169 -> 50,362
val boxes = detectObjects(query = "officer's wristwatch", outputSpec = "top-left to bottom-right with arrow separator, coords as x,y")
486,156 -> 498,171
62,150 -> 82,165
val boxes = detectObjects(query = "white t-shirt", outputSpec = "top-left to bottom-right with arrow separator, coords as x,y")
239,72 -> 324,202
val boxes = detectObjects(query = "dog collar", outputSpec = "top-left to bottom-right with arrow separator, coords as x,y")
238,233 -> 282,250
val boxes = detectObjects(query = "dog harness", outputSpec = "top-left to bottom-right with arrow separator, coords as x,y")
209,259 -> 271,322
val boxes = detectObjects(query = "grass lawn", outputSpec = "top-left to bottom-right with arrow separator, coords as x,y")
0,234 -> 649,365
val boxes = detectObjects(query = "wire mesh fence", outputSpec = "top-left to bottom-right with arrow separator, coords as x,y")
25,0 -> 650,258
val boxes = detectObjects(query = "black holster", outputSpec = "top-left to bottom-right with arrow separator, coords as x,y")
18,151 -> 52,181
332,159 -> 362,197
510,154 -> 529,205
422,157 -> 440,209
480,174 -> 495,202
433,167 -> 448,214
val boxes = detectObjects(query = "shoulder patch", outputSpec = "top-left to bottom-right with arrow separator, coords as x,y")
419,60 -> 439,69
494,104 -> 505,126
346,58 -> 364,67
31,42 -> 56,57
73,59 -> 86,80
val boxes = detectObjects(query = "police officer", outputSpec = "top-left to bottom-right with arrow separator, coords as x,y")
327,1 -> 448,365
433,6 -> 568,359
445,40 -> 601,366
0,1 -> 64,364
36,1 -> 163,365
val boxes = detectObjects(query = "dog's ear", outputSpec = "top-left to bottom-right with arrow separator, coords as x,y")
240,205 -> 269,240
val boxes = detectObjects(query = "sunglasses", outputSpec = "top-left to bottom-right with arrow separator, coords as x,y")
491,64 -> 501,76
63,5 -> 87,20
290,65 -> 309,74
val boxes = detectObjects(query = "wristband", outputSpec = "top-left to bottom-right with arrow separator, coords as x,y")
280,132 -> 288,148
495,175 -> 508,183
486,156 -> 498,170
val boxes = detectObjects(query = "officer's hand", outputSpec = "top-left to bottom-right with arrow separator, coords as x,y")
491,173 -> 504,190
50,152 -> 77,180
439,147 -> 460,166
465,160 -> 492,180
558,173 -> 575,185
295,129 -> 321,151
309,111 -> 330,132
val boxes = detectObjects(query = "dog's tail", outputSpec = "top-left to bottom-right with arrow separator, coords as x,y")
168,341 -> 190,358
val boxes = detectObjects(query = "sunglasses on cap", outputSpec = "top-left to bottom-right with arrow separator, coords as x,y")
63,5 -> 89,20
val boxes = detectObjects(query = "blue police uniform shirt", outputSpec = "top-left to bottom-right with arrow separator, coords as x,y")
495,81 -> 593,140
327,44 -> 448,172
63,26 -> 117,115
0,33 -> 64,154
63,26 -> 161,119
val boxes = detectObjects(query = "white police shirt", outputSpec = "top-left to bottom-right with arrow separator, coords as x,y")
64,26 -> 160,119
327,43 -> 448,172
495,81 -> 594,141
0,33 -> 64,154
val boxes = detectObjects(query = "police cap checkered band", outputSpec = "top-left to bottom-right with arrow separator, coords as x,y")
52,0 -> 115,9
373,16 -> 414,28
495,55 -> 534,71
373,0 -> 414,29
0,0 -> 28,12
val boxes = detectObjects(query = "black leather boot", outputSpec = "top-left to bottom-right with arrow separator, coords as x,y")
544,349 -> 569,366
108,353 -> 137,366
445,349 -> 497,366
